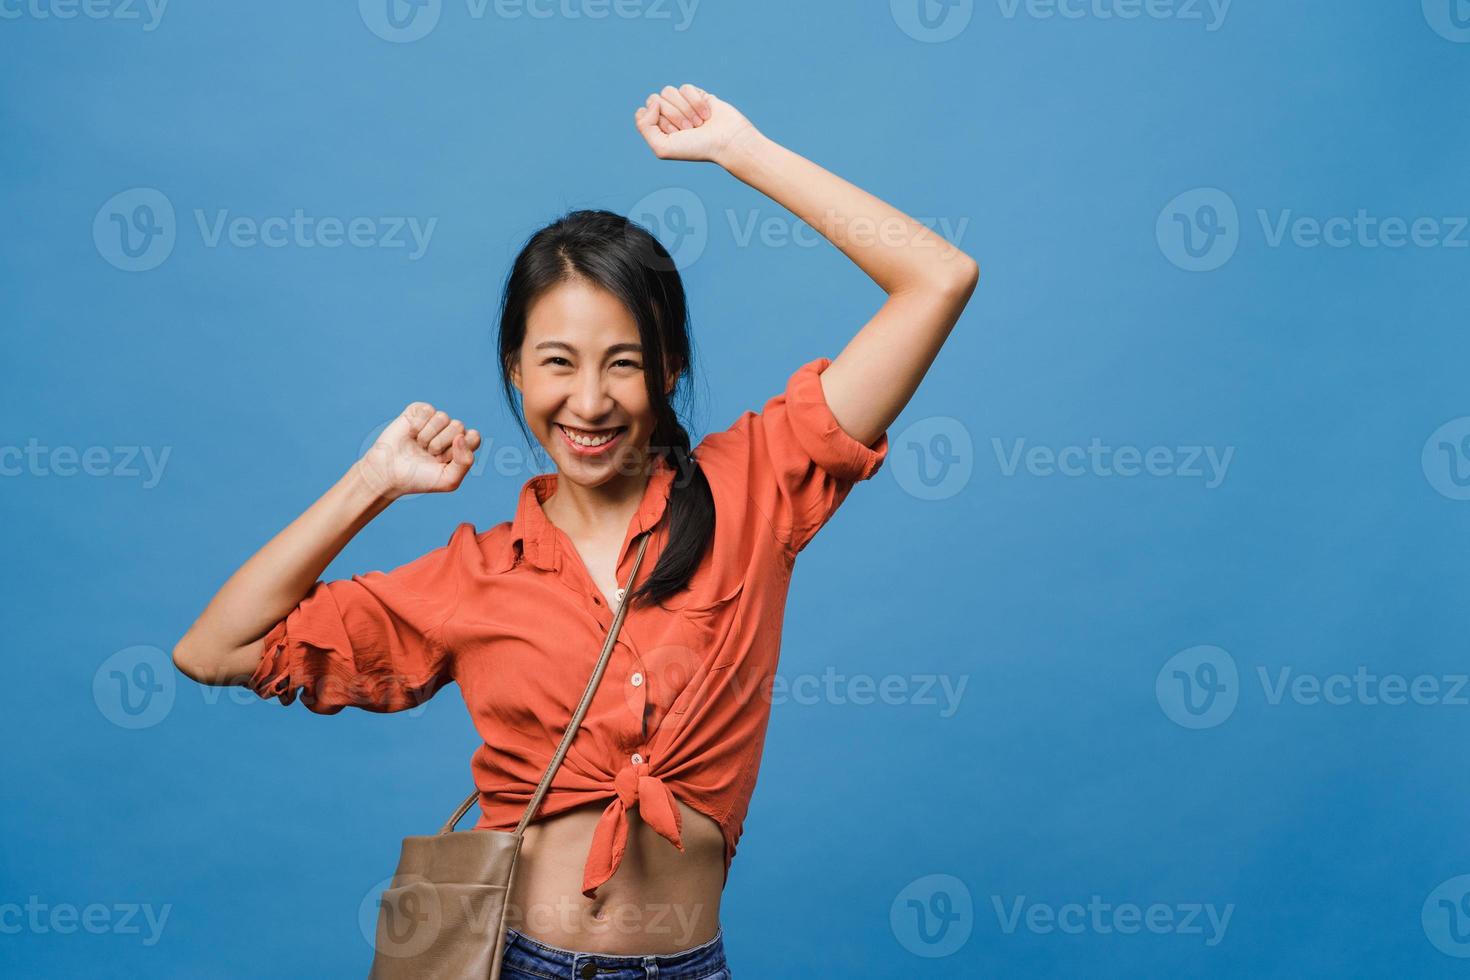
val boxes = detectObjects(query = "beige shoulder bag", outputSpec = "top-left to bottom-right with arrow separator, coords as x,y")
367,530 -> 653,979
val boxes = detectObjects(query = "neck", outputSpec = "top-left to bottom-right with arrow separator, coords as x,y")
542,449 -> 656,536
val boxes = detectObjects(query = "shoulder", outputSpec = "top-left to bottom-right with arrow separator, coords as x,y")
436,519 -> 517,576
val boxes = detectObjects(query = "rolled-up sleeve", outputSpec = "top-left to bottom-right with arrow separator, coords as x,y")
247,522 -> 474,714
698,357 -> 889,556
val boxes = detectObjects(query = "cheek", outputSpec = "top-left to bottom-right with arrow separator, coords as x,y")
519,389 -> 557,424
620,386 -> 655,424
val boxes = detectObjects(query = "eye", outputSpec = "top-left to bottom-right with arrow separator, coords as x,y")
614,359 -> 642,369
543,356 -> 572,367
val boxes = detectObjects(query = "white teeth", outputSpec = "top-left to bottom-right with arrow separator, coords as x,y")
561,425 -> 619,447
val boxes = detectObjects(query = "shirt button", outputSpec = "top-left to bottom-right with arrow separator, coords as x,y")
630,672 -> 643,687
631,753 -> 644,765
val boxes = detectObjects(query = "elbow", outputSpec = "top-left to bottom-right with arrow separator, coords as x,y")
174,632 -> 266,689
172,639 -> 204,684
172,635 -> 227,686
906,251 -> 979,299
942,252 -> 980,295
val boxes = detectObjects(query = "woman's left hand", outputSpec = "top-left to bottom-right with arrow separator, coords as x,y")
634,84 -> 759,165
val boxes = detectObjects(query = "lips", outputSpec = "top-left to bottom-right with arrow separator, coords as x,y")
557,424 -> 627,455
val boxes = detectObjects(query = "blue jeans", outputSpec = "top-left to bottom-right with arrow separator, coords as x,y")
499,924 -> 732,979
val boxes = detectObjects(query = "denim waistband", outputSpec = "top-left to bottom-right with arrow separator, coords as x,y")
501,924 -> 727,979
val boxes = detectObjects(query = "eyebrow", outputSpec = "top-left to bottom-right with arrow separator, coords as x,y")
533,341 -> 644,356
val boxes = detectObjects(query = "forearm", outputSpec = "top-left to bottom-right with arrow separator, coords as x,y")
173,460 -> 393,683
715,129 -> 977,294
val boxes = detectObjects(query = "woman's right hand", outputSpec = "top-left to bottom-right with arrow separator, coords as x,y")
355,402 -> 481,500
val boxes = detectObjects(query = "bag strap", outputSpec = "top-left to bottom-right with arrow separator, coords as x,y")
437,529 -> 654,836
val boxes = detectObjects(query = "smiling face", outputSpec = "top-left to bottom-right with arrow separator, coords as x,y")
510,278 -> 677,489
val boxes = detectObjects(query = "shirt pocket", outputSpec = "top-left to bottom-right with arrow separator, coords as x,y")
673,578 -> 745,675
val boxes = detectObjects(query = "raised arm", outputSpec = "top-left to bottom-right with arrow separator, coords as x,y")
171,403 -> 480,687
635,83 -> 980,446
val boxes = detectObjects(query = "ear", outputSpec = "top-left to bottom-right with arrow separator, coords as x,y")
509,356 -> 522,395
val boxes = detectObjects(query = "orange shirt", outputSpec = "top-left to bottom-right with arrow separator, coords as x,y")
249,357 -> 890,897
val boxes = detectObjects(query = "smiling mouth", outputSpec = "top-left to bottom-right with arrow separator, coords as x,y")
558,424 -> 627,450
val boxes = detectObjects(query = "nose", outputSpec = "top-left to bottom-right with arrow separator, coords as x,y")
568,367 -> 615,423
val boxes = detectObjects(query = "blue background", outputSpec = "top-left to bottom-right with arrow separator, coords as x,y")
4,1 -> 1469,976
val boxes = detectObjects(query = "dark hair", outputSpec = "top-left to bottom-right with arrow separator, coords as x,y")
495,208 -> 715,607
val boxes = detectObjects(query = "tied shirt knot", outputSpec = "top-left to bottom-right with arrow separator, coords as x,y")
581,761 -> 685,898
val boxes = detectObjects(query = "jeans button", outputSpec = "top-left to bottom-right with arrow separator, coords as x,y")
578,961 -> 599,979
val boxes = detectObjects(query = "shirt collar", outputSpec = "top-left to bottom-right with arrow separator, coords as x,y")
510,454 -> 677,572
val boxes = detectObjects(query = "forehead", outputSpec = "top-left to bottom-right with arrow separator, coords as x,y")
523,279 -> 639,346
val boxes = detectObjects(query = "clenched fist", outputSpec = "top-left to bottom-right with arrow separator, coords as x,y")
634,83 -> 759,164
356,402 -> 481,500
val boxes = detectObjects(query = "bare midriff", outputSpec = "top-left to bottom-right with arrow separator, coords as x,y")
504,795 -> 726,955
